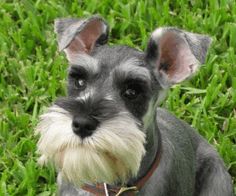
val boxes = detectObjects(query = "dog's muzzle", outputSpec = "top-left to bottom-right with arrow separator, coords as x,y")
36,104 -> 146,186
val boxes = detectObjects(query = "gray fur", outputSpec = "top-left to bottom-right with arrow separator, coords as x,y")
54,18 -> 85,51
184,31 -> 212,64
51,16 -> 233,195
137,108 -> 233,196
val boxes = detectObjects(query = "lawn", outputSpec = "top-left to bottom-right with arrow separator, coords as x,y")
0,0 -> 235,195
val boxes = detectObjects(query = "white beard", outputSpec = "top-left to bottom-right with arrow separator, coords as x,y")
36,105 -> 146,186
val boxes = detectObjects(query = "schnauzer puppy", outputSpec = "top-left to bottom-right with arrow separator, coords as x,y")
36,16 -> 233,196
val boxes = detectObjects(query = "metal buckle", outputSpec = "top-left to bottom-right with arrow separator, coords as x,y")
115,186 -> 138,196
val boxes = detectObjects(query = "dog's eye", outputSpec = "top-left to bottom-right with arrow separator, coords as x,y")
75,79 -> 86,90
124,89 -> 138,99
122,84 -> 142,100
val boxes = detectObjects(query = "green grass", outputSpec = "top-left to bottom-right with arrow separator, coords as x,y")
0,0 -> 235,195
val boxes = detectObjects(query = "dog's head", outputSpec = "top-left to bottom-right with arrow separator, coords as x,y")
36,16 -> 211,186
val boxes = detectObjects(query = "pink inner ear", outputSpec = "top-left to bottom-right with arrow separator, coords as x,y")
157,31 -> 198,83
67,19 -> 103,55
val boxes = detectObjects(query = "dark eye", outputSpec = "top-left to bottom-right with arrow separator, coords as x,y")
122,84 -> 142,100
75,78 -> 87,90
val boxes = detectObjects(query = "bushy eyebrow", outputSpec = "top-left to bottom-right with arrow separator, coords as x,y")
113,58 -> 151,84
68,54 -> 99,75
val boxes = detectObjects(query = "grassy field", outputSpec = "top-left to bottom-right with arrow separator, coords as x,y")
0,0 -> 235,195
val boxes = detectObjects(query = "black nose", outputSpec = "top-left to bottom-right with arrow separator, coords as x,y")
72,116 -> 98,138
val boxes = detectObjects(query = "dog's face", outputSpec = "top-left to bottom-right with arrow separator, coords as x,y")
36,16 -> 211,186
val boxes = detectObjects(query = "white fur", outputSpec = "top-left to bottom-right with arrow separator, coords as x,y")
76,88 -> 95,102
151,28 -> 164,41
36,105 -> 146,186
104,94 -> 114,101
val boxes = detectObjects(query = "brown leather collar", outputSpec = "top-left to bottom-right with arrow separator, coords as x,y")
82,138 -> 162,196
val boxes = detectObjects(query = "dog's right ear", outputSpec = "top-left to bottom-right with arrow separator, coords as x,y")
54,16 -> 109,62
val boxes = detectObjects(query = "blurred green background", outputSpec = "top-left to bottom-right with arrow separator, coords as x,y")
0,0 -> 235,195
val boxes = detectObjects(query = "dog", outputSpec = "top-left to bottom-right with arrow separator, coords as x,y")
36,16 -> 233,196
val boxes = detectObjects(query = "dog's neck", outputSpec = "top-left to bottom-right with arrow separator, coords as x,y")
128,99 -> 161,185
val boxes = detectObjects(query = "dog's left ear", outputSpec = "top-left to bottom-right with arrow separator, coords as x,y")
145,27 -> 212,88
54,16 -> 109,62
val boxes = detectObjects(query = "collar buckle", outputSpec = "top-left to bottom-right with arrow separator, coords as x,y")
115,186 -> 138,196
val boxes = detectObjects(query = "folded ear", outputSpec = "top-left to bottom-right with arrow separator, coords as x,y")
145,27 -> 212,88
54,15 -> 109,62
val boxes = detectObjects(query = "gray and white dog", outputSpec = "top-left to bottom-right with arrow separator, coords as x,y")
36,16 -> 233,196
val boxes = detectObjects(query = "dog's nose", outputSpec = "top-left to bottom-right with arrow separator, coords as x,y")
72,116 -> 98,138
